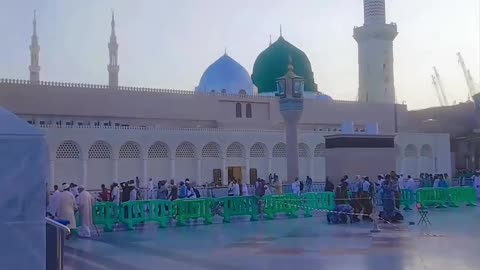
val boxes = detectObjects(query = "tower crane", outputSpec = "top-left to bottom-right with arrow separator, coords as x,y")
457,52 -> 479,99
431,75 -> 445,106
432,67 -> 449,106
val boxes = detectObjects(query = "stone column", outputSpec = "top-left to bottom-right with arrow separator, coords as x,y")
49,160 -> 55,190
416,156 -> 421,177
143,158 -> 148,186
82,159 -> 88,187
113,158 -> 119,182
197,158 -> 202,182
222,157 -> 227,186
285,121 -> 300,182
245,158 -> 250,184
170,158 -> 176,179
268,157 -> 272,176
309,157 -> 314,180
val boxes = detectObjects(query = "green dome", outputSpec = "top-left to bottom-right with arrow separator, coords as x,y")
252,36 -> 317,94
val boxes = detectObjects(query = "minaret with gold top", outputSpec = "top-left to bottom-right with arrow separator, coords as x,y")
29,10 -> 40,84
277,58 -> 304,182
108,11 -> 119,88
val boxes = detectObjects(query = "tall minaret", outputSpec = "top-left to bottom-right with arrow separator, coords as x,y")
108,11 -> 119,88
354,0 -> 398,103
29,10 -> 40,84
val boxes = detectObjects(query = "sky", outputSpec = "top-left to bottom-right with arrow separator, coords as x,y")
0,0 -> 478,110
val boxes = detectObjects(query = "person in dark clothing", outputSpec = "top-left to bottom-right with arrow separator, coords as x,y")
334,180 -> 349,205
168,179 -> 178,201
324,177 -> 335,192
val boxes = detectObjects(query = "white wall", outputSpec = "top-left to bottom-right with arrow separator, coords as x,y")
200,158 -> 221,183
87,159 -> 113,189
118,158 -> 142,181
250,157 -> 268,180
147,159 -> 170,180
43,128 -> 450,187
54,159 -> 82,186
175,158 -> 196,181
313,157 -> 326,181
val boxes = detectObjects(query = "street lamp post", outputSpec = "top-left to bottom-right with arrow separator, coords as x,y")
277,60 -> 305,183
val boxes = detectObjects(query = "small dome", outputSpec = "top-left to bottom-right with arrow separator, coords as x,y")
196,53 -> 253,95
252,36 -> 317,94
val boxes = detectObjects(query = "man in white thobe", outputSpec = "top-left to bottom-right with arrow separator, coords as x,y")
291,178 -> 301,195
78,186 -> 95,238
406,175 -> 417,192
111,182 -> 121,205
47,185 -> 61,217
57,183 -> 77,230
146,178 -> 155,200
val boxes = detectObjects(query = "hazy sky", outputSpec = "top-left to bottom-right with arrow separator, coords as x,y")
0,0 -> 478,109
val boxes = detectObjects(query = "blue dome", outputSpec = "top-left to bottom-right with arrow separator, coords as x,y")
196,54 -> 253,95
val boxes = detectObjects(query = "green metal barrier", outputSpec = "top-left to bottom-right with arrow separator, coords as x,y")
400,189 -> 415,211
416,188 -> 440,208
302,192 -> 335,217
174,198 -> 214,226
92,202 -> 118,232
449,187 -> 477,207
417,187 -> 477,209
217,196 -> 259,222
119,201 -> 148,230
435,188 -> 449,208
145,200 -> 174,228
263,194 -> 301,220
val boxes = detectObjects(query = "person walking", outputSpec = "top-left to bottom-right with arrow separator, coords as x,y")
77,186 -> 95,238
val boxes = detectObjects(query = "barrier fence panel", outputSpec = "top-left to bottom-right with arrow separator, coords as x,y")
449,187 -> 477,206
89,187 -> 478,230
217,196 -> 259,222
92,202 -> 118,232
174,198 -> 214,226
147,200 -> 174,228
303,192 -> 335,217
119,201 -> 148,230
416,187 -> 477,209
400,190 -> 414,211
263,194 -> 301,220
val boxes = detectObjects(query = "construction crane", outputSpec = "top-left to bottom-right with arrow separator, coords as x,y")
457,52 -> 479,99
431,74 -> 445,106
432,67 -> 449,106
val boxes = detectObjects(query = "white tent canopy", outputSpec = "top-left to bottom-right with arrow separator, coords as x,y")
0,106 -> 47,270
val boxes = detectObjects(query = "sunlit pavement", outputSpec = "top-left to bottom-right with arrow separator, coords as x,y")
64,206 -> 480,270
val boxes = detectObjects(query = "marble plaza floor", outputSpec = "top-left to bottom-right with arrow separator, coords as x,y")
64,206 -> 480,270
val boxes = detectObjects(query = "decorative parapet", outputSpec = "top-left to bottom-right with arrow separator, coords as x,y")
37,123 -> 366,134
0,78 -> 359,104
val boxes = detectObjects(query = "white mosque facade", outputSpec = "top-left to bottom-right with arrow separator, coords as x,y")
0,1 -> 452,189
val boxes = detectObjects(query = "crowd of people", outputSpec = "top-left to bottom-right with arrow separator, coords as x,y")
46,169 -> 474,235
326,172 -> 418,224
46,183 -> 95,238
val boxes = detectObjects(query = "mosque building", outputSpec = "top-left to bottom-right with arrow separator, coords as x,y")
0,0 -> 451,189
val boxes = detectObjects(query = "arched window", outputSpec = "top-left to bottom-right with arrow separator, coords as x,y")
202,142 -> 221,158
236,103 -> 242,118
56,141 -> 81,159
246,103 -> 252,118
119,142 -> 141,159
272,143 -> 287,158
148,142 -> 169,159
314,143 -> 326,157
88,141 -> 112,159
176,142 -> 196,158
226,142 -> 245,158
